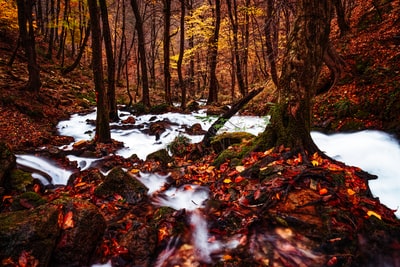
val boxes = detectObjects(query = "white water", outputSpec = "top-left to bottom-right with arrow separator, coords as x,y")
14,108 -> 400,265
17,109 -> 400,216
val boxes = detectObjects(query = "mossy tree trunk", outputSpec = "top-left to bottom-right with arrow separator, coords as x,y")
258,0 -> 334,154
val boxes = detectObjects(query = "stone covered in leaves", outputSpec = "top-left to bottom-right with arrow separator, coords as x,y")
51,198 -> 106,266
94,167 -> 148,204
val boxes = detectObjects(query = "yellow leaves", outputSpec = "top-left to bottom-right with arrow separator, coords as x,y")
129,168 -> 140,174
223,178 -> 232,184
311,152 -> 323,167
367,210 -> 382,220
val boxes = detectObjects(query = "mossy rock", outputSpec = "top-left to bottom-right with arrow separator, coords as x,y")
0,204 -> 60,266
146,149 -> 173,166
213,147 -> 241,168
94,167 -> 148,204
8,169 -> 34,192
210,132 -> 255,153
168,135 -> 191,157
11,191 -> 46,211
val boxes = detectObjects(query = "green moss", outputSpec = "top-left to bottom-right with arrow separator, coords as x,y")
167,135 -> 191,157
9,169 -> 34,192
150,103 -> 169,114
146,149 -> 173,166
210,132 -> 254,153
11,192 -> 46,211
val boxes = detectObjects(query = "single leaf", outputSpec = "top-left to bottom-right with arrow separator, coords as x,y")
319,188 -> 328,195
234,176 -> 245,183
62,211 -> 74,229
347,188 -> 356,196
235,165 -> 245,172
367,210 -> 382,220
223,178 -> 232,184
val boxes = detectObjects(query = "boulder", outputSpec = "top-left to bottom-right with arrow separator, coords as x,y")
0,142 -> 15,187
118,221 -> 157,266
0,204 -> 60,267
94,167 -> 148,204
51,198 -> 106,267
210,132 -> 255,153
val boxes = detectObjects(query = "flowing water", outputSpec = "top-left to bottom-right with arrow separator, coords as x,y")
14,108 -> 400,265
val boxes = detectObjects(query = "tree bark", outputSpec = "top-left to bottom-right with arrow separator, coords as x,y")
87,0 -> 111,143
226,0 -> 246,97
178,0 -> 186,109
16,0 -> 41,92
206,0 -> 221,105
130,0 -> 150,107
258,0 -> 334,154
99,0 -> 118,121
62,22 -> 90,75
163,0 -> 172,105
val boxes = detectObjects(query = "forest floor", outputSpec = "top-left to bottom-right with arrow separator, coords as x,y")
0,1 -> 400,266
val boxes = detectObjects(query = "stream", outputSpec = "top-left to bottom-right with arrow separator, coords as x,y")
15,108 -> 400,265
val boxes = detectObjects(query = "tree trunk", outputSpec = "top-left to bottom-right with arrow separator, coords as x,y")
163,0 -> 172,105
87,0 -> 111,143
226,0 -> 246,97
130,0 -> 150,107
62,22 -> 90,75
258,0 -> 334,154
99,0 -> 118,121
178,0 -> 186,109
206,0 -> 221,105
16,0 -> 41,92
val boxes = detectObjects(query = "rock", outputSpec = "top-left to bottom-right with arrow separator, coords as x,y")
186,100 -> 200,112
0,142 -> 15,187
121,116 -> 136,124
210,132 -> 255,153
94,167 -> 148,204
186,123 -> 206,135
7,169 -> 34,193
0,204 -> 60,267
51,198 -> 106,267
146,149 -> 173,166
11,191 -> 46,211
118,221 -> 157,266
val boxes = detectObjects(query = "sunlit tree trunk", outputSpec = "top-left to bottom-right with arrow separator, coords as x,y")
16,0 -> 41,92
87,0 -> 111,143
206,0 -> 221,105
258,0 -> 334,154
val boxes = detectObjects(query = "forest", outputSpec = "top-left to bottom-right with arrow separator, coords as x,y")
0,0 -> 400,266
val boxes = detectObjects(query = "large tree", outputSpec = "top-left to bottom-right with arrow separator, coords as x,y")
87,0 -> 111,143
258,0 -> 334,154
